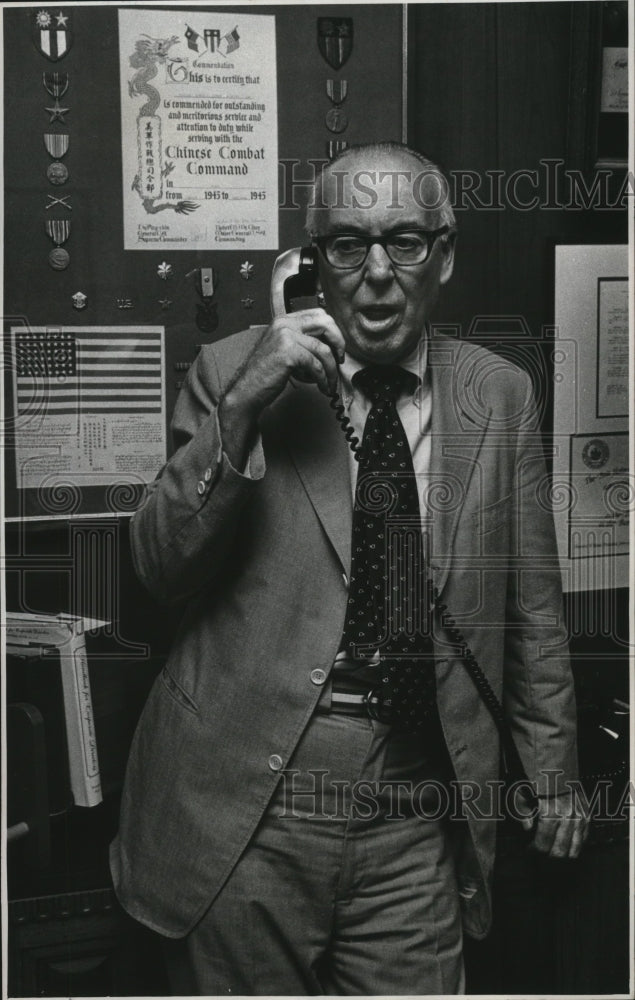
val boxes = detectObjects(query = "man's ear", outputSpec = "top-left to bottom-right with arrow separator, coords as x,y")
439,231 -> 457,286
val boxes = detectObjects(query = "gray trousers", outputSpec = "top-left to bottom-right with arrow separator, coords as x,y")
163,703 -> 464,995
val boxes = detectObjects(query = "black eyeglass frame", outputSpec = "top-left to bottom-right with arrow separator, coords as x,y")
312,226 -> 452,270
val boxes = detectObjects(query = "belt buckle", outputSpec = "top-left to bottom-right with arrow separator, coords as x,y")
363,686 -> 395,724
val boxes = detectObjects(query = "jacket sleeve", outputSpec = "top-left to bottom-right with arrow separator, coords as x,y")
129,344 -> 265,604
502,372 -> 578,797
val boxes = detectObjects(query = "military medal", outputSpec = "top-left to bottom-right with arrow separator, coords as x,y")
317,17 -> 353,70
48,247 -> 70,270
327,140 -> 348,160
34,9 -> 73,62
45,99 -> 69,123
325,80 -> 348,136
43,71 -> 69,97
72,291 -> 87,310
46,218 -> 70,245
241,297 -> 254,309
159,298 -> 172,310
46,218 -> 71,269
325,80 -> 349,136
47,161 -> 68,185
239,261 -> 254,280
157,261 -> 173,280
325,107 -> 348,134
326,79 -> 348,106
44,132 -> 69,158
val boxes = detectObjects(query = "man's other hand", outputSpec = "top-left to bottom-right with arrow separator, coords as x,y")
522,793 -> 590,859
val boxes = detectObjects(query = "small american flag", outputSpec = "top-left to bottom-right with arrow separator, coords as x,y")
14,327 -> 163,417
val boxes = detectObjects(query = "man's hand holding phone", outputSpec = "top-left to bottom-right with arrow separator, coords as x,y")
217,308 -> 345,470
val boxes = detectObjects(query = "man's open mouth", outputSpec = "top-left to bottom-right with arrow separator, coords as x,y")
357,305 -> 400,332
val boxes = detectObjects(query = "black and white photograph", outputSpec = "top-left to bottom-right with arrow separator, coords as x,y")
2,1 -> 632,996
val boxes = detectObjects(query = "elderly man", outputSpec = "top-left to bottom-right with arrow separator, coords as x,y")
111,141 -> 585,995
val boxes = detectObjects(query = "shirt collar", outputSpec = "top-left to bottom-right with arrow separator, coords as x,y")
338,334 -> 428,408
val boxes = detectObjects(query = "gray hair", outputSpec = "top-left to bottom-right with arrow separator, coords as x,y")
305,141 -> 456,237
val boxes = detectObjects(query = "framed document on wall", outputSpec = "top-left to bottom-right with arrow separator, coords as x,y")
553,245 -> 630,593
567,0 -> 628,170
118,8 -> 279,251
4,325 -> 166,521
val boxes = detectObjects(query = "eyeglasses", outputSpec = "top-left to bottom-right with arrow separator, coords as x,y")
313,226 -> 450,270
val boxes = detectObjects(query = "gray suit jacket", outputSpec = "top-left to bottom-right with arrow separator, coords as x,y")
110,329 -> 578,941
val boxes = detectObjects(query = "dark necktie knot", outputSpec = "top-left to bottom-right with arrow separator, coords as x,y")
354,365 -> 418,405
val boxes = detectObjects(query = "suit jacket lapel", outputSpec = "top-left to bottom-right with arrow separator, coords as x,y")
272,337 -> 490,590
278,381 -> 353,575
429,337 -> 491,595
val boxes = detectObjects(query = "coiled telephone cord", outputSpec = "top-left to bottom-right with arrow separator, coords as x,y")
331,387 -> 534,801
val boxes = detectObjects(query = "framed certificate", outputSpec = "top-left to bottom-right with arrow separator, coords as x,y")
567,0 -> 628,170
553,245 -> 629,592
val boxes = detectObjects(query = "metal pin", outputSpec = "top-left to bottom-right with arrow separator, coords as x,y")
46,194 -> 71,210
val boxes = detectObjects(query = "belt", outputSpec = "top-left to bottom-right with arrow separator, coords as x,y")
330,680 -> 398,725
330,668 -> 452,771
331,687 -> 381,716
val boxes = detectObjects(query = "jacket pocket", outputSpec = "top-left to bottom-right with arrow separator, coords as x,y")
160,666 -> 200,716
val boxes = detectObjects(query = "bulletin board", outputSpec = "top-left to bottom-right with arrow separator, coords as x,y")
3,3 -> 405,520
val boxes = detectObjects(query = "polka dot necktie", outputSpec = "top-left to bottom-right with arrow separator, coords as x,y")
340,365 -> 437,731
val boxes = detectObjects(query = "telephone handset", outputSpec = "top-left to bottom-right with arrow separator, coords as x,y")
270,246 -> 364,456
269,247 -> 537,817
270,246 -> 321,317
